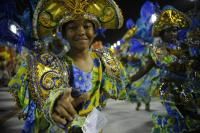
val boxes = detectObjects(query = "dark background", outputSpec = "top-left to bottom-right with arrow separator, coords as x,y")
102,0 -> 200,44
0,0 -> 199,46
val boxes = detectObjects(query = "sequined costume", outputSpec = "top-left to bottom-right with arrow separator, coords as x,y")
9,49 -> 127,132
150,9 -> 200,133
8,0 -> 127,132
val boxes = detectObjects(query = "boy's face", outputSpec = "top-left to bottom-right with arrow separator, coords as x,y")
63,19 -> 96,51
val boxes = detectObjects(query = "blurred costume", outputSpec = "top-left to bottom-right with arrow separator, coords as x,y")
8,0 -> 127,132
120,38 -> 160,111
119,1 -> 160,111
150,9 -> 200,133
0,45 -> 16,86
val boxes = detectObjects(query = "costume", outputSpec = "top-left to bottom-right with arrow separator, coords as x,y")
9,49 -> 126,132
8,0 -> 127,132
151,9 -> 200,133
119,1 -> 160,110
0,45 -> 16,86
120,37 -> 160,111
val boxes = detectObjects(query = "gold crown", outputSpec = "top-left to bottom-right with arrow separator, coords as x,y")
152,9 -> 191,37
33,0 -> 124,40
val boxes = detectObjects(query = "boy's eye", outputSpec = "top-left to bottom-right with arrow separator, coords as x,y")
67,24 -> 77,29
84,22 -> 93,29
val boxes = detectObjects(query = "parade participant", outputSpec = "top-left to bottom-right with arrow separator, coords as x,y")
128,8 -> 200,132
119,1 -> 160,111
120,38 -> 160,111
0,46 -> 16,86
8,0 -> 126,132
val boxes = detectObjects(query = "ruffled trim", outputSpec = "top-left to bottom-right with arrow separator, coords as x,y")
43,88 -> 65,126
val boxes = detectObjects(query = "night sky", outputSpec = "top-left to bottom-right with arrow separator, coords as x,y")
102,0 -> 199,44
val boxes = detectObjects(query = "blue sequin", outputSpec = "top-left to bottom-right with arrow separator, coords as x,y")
22,101 -> 36,133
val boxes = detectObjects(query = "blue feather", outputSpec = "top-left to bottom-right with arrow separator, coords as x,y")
0,0 -> 36,51
128,38 -> 145,54
126,18 -> 135,30
96,28 -> 107,38
140,1 -> 156,21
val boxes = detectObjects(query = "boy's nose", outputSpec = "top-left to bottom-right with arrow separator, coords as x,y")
77,26 -> 86,36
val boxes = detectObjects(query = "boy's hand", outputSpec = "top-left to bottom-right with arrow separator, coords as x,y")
52,88 -> 89,126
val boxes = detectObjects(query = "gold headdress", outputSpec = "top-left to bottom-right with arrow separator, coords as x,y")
152,9 -> 191,37
33,0 -> 124,40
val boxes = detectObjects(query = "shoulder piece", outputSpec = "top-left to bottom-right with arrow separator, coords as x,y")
28,52 -> 69,109
93,48 -> 121,80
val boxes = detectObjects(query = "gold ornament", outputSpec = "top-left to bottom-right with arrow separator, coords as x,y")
33,0 -> 124,40
122,26 -> 137,41
28,52 -> 69,108
152,9 -> 191,37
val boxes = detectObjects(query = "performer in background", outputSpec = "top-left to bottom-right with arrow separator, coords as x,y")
128,8 -> 200,133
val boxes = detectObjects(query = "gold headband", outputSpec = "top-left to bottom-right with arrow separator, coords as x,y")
33,0 -> 124,40
152,9 -> 191,37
